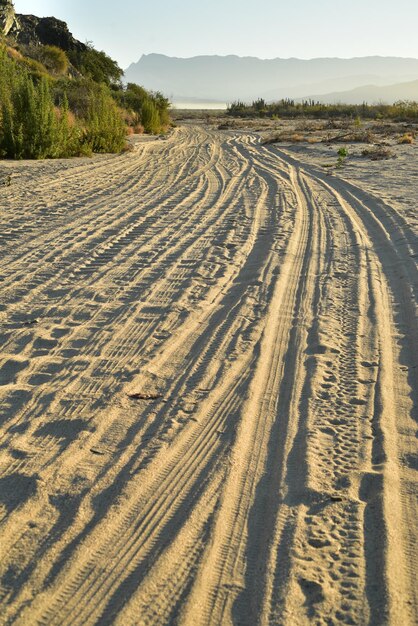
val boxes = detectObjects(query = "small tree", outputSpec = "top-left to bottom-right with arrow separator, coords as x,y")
153,91 -> 171,128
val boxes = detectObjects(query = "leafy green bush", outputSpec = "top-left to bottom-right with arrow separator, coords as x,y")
123,82 -> 150,109
116,83 -> 171,134
336,147 -> 348,168
0,69 -> 75,159
0,39 -> 172,160
83,84 -> 126,153
140,99 -> 161,134
0,47 -> 128,158
35,45 -> 69,75
68,44 -> 123,86
0,49 -> 55,158
152,91 -> 171,128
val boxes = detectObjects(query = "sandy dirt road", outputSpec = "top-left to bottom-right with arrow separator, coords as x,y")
0,125 -> 417,625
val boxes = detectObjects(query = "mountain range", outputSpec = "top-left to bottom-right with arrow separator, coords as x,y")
124,54 -> 418,104
305,78 -> 418,105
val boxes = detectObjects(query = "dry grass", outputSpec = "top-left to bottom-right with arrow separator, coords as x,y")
398,133 -> 414,144
264,131 -> 307,144
295,120 -> 327,132
307,137 -> 321,144
6,46 -> 23,61
325,130 -> 376,144
361,146 -> 395,160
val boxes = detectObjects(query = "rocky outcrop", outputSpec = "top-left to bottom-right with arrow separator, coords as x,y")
10,14 -> 86,51
1,0 -> 86,52
0,0 -> 15,36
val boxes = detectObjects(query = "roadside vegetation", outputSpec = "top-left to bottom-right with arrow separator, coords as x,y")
227,98 -> 418,121
0,41 -> 171,159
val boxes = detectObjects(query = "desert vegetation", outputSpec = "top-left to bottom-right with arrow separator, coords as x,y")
115,82 -> 171,134
214,111 -> 414,161
228,98 -> 418,121
0,40 -> 171,159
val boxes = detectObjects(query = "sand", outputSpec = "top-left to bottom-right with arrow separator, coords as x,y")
0,124 -> 417,625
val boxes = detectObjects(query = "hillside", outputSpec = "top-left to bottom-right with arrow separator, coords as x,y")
304,78 -> 418,104
0,1 -> 170,159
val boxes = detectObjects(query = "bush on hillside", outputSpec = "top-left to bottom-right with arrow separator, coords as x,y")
0,40 -> 172,159
68,44 -> 123,86
0,71 -> 69,159
5,46 -> 49,79
32,44 -> 69,75
0,48 -> 128,158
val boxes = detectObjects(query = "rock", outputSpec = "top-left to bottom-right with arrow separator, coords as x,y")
11,15 -> 86,52
14,15 -> 86,52
0,0 -> 16,36
1,1 -> 86,52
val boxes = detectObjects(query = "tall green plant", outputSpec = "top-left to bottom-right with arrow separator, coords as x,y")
0,73 -> 58,159
84,84 -> 126,153
0,48 -> 128,158
117,83 -> 171,134
141,98 -> 161,134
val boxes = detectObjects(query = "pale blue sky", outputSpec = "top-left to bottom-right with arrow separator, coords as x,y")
13,0 -> 418,68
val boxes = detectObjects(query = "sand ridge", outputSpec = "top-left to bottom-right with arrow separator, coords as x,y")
0,125 -> 416,625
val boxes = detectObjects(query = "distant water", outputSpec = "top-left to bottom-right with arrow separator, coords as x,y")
172,101 -> 228,110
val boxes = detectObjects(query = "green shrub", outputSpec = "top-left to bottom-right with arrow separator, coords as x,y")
0,67 -> 74,159
55,78 -> 97,118
336,147 -> 348,168
116,83 -> 171,134
83,84 -> 126,153
68,44 -> 123,86
36,45 -> 69,75
0,48 -> 126,158
0,41 -> 170,160
141,98 -> 161,134
20,55 -> 49,78
153,91 -> 171,128
2,75 -> 53,159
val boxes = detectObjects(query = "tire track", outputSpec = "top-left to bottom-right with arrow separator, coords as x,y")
0,125 -> 416,626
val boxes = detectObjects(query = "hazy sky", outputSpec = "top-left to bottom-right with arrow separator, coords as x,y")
13,0 -> 418,68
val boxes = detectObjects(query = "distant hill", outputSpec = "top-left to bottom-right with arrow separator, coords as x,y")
124,54 -> 418,104
303,79 -> 418,104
